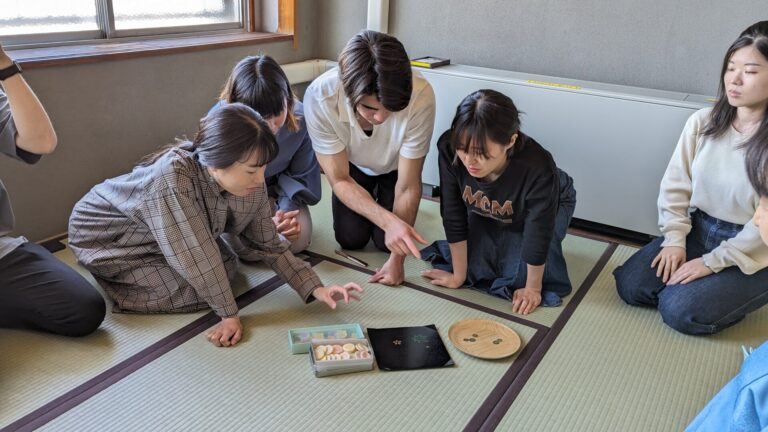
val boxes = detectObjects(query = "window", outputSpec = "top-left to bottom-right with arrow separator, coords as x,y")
1,0 -> 247,47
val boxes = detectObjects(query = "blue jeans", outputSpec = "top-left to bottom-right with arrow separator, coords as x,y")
423,169 -> 576,306
614,210 -> 768,335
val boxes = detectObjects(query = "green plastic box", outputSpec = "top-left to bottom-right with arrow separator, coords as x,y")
288,323 -> 364,354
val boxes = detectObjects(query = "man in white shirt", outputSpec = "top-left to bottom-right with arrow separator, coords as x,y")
304,30 -> 436,285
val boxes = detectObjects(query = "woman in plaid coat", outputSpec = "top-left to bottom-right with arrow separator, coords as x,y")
69,103 -> 362,347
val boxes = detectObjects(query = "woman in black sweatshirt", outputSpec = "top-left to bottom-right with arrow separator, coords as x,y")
421,89 -> 576,315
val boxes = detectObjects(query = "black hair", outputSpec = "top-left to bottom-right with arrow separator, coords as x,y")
338,30 -> 413,112
449,89 -> 522,159
706,22 -> 768,161
747,135 -> 768,197
139,103 -> 278,169
219,55 -> 299,132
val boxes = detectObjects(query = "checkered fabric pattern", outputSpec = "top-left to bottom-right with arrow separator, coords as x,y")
69,148 -> 321,317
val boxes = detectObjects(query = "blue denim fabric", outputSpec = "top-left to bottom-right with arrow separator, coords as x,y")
614,210 -> 768,335
422,169 -> 576,307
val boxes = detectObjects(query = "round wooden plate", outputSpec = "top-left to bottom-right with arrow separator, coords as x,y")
448,319 -> 521,359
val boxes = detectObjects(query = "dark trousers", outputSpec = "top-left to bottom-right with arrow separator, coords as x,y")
0,242 -> 106,336
332,163 -> 398,251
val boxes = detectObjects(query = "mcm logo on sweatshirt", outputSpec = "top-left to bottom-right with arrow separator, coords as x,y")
462,185 -> 514,222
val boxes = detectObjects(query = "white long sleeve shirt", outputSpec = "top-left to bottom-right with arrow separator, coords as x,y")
658,108 -> 768,274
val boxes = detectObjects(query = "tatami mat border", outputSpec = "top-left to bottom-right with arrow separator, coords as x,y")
302,251 -> 550,432
2,257 -> 323,432
476,243 -> 618,431
9,239 -> 618,432
303,250 -> 549,332
465,329 -> 548,431
303,246 -> 619,432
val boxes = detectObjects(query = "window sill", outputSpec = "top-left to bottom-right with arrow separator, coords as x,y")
10,32 -> 294,69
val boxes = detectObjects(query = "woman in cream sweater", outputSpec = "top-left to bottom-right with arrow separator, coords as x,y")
614,21 -> 768,335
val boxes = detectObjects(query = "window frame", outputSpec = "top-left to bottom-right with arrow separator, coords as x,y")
1,31 -> 103,47
3,0 -> 297,69
1,0 -> 251,49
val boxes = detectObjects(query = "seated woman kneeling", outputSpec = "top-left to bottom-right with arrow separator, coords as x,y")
68,104 -> 362,347
613,20 -> 768,336
421,89 -> 576,315
209,55 -> 321,255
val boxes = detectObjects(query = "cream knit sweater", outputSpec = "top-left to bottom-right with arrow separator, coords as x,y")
658,108 -> 768,274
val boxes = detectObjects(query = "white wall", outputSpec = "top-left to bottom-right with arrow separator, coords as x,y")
316,0 -> 764,96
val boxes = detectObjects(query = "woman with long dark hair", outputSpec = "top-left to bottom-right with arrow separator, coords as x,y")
421,89 -> 576,315
684,33 -> 768,427
614,21 -> 768,335
210,55 -> 321,254
68,104 -> 362,348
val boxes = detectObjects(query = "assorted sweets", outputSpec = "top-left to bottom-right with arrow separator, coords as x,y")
309,338 -> 375,377
314,342 -> 372,361
290,324 -> 375,377
293,328 -> 354,343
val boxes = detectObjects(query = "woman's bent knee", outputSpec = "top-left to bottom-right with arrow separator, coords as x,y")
658,294 -> 716,335
53,287 -> 106,337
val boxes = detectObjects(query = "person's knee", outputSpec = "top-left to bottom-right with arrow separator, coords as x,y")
658,294 -> 714,335
65,308 -> 105,337
337,236 -> 369,251
371,230 -> 390,253
659,307 -> 706,335
289,229 -> 312,254
614,266 -> 644,306
336,229 -> 370,250
288,207 -> 313,253
60,287 -> 106,337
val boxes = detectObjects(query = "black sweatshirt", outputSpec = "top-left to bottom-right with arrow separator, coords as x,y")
437,130 -> 559,266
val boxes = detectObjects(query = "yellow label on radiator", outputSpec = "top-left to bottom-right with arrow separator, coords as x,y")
527,80 -> 581,90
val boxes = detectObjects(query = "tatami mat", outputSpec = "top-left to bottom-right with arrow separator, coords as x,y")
308,176 -> 609,327
12,182 -> 761,432
41,261 -> 538,432
0,241 -> 278,430
495,245 -> 768,431
402,235 -> 609,328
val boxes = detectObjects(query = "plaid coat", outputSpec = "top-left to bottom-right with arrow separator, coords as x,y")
69,147 -> 320,317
